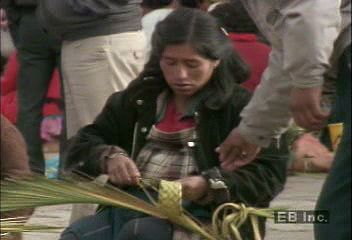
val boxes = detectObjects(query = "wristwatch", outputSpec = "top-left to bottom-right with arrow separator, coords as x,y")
201,168 -> 230,204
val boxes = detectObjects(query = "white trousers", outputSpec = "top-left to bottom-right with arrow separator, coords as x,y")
62,31 -> 146,138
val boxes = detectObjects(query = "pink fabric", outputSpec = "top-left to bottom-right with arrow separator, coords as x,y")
40,116 -> 63,142
228,33 -> 271,93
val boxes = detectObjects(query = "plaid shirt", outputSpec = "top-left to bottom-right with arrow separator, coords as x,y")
136,91 -> 203,240
136,125 -> 199,181
136,91 -> 200,181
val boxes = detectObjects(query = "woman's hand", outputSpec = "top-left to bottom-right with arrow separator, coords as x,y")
178,176 -> 209,202
105,154 -> 141,187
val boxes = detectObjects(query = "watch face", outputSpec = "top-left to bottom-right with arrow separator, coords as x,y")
209,179 -> 227,189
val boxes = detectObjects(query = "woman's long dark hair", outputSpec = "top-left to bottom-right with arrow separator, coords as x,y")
138,8 -> 249,109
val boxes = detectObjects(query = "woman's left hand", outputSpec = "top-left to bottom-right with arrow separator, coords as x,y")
177,176 -> 208,201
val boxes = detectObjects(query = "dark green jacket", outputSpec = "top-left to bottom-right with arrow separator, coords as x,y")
64,76 -> 288,238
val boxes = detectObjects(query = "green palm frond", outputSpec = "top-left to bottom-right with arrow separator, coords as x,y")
1,175 -> 164,219
1,175 -> 286,240
1,176 -> 217,239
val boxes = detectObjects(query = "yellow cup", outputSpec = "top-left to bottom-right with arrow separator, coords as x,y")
328,123 -> 344,151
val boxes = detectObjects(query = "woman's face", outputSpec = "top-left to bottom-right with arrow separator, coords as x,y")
160,44 -> 219,100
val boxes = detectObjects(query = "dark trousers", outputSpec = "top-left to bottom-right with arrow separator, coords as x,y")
60,189 -> 210,240
60,210 -> 172,240
60,190 -> 173,240
315,45 -> 351,240
16,9 -> 62,174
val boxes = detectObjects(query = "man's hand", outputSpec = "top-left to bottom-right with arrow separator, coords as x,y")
217,128 -> 261,172
105,154 -> 140,186
178,176 -> 208,202
290,87 -> 330,130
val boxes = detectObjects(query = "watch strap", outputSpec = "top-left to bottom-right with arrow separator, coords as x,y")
201,167 -> 230,204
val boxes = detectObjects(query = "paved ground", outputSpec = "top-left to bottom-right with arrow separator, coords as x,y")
266,173 -> 326,240
22,172 -> 327,240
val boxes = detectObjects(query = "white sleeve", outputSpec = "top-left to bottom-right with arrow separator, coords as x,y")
237,0 -> 341,147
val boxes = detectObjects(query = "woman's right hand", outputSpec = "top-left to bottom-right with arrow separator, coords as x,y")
105,154 -> 141,186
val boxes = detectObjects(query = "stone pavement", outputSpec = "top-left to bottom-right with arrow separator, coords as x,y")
266,173 -> 326,240
23,173 -> 327,240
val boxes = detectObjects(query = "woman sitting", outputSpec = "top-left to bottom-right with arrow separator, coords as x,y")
61,8 -> 288,240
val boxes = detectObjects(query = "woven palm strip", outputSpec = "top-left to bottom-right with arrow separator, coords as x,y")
157,180 -> 217,240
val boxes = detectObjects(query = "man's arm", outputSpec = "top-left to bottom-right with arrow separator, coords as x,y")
241,0 -> 341,146
218,0 -> 341,171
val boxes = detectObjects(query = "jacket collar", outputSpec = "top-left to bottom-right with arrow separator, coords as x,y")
155,88 -> 211,122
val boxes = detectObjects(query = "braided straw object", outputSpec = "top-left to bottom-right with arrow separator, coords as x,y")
158,180 -> 183,216
156,180 -> 279,240
156,180 -> 218,240
212,203 -> 264,240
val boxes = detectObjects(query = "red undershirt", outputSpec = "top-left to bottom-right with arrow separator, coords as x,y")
156,99 -> 195,132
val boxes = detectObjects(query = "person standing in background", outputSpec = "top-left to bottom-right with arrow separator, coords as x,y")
315,32 -> 351,240
1,0 -> 61,174
218,0 -> 346,171
36,0 -> 147,224
141,0 -> 176,55
217,1 -> 351,239
37,0 -> 146,139
210,0 -> 270,93
0,8 -> 16,58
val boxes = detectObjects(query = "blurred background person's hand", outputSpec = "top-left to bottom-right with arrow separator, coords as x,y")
0,9 -> 8,30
